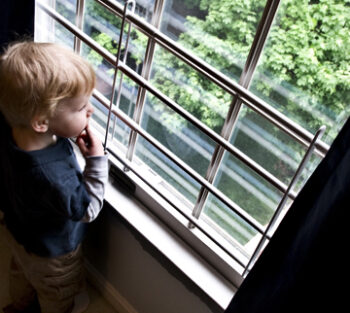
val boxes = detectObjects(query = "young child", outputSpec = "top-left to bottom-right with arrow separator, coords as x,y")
0,41 -> 108,313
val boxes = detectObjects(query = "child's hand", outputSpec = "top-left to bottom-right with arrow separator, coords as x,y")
76,126 -> 104,157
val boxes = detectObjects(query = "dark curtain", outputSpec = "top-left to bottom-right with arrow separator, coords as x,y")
225,118 -> 350,313
0,0 -> 35,52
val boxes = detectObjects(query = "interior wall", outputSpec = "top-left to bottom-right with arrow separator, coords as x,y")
83,202 -> 223,313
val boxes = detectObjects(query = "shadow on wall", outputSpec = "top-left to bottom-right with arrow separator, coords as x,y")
83,201 -> 222,313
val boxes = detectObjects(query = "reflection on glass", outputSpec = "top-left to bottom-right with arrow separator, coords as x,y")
161,0 -> 266,80
251,0 -> 350,145
141,94 -> 216,178
84,0 -> 148,74
135,136 -> 201,206
151,44 -> 232,134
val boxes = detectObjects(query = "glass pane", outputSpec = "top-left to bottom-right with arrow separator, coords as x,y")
211,149 -> 284,228
135,136 -> 201,206
113,0 -> 155,23
116,74 -> 139,119
91,96 -> 108,130
151,44 -> 232,134
231,105 -> 310,187
36,1 -> 74,47
141,94 -> 216,178
54,21 -> 75,48
55,0 -> 77,24
111,113 -> 132,148
81,43 -> 140,118
81,43 -> 115,99
250,0 -> 350,145
203,193 -> 261,260
161,0 -> 267,80
84,0 -> 148,74
90,97 -> 131,148
294,152 -> 322,193
37,16 -> 75,49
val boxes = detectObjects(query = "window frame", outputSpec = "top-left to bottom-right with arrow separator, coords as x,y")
35,0 -> 330,287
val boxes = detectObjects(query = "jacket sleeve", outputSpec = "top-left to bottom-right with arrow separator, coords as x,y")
80,153 -> 109,222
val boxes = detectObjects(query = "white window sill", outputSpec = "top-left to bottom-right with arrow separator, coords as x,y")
73,141 -> 237,310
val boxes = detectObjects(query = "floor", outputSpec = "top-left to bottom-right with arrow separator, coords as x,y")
0,229 -> 119,313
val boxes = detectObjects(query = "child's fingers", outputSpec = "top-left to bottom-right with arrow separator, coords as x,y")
78,126 -> 104,156
84,126 -> 98,146
76,136 -> 88,155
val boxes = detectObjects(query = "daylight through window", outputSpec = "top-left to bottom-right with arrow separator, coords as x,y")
34,0 -> 350,280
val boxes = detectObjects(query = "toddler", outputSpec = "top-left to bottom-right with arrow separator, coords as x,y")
0,41 -> 108,313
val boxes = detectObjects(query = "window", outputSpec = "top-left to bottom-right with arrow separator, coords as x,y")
35,0 -> 350,284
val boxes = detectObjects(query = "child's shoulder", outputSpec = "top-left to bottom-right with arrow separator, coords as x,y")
34,138 -> 80,177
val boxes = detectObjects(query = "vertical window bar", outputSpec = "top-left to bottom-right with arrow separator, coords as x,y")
103,0 -> 135,151
74,0 -> 85,54
191,0 -> 281,222
110,3 -> 136,141
125,0 -> 165,162
242,125 -> 326,277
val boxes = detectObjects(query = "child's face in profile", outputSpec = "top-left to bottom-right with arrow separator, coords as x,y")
48,94 -> 94,138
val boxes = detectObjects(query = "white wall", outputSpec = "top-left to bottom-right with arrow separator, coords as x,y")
83,203 -> 223,313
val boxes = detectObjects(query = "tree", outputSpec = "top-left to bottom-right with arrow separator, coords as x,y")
150,0 -> 350,143
146,0 -> 350,228
75,0 -> 350,239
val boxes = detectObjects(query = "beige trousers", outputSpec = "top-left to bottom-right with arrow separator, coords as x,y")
0,218 -> 86,313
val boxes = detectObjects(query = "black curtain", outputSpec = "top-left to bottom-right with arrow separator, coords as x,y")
225,118 -> 350,313
0,0 -> 35,52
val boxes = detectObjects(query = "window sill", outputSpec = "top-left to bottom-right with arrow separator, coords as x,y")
73,142 -> 237,310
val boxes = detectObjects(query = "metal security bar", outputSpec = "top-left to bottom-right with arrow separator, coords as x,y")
36,0 -> 329,274
73,0 -> 85,53
242,125 -> 326,277
103,0 -> 135,151
125,0 -> 165,162
94,0 -> 330,156
191,0 -> 282,222
36,0 -> 309,200
93,88 -> 247,268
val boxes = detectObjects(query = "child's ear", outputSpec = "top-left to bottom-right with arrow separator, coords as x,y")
31,115 -> 49,133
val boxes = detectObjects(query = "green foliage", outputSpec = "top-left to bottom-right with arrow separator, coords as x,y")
150,0 -> 350,144
145,0 -> 350,229
82,0 -> 350,235
149,0 -> 267,132
253,0 -> 350,142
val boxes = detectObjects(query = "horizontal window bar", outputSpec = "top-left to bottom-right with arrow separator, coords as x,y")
36,0 -> 300,202
92,89 -> 267,237
92,89 -> 249,268
94,0 -> 330,157
41,0 -> 327,158
37,0 -> 116,63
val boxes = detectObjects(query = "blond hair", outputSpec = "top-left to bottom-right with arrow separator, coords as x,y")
0,41 -> 96,127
